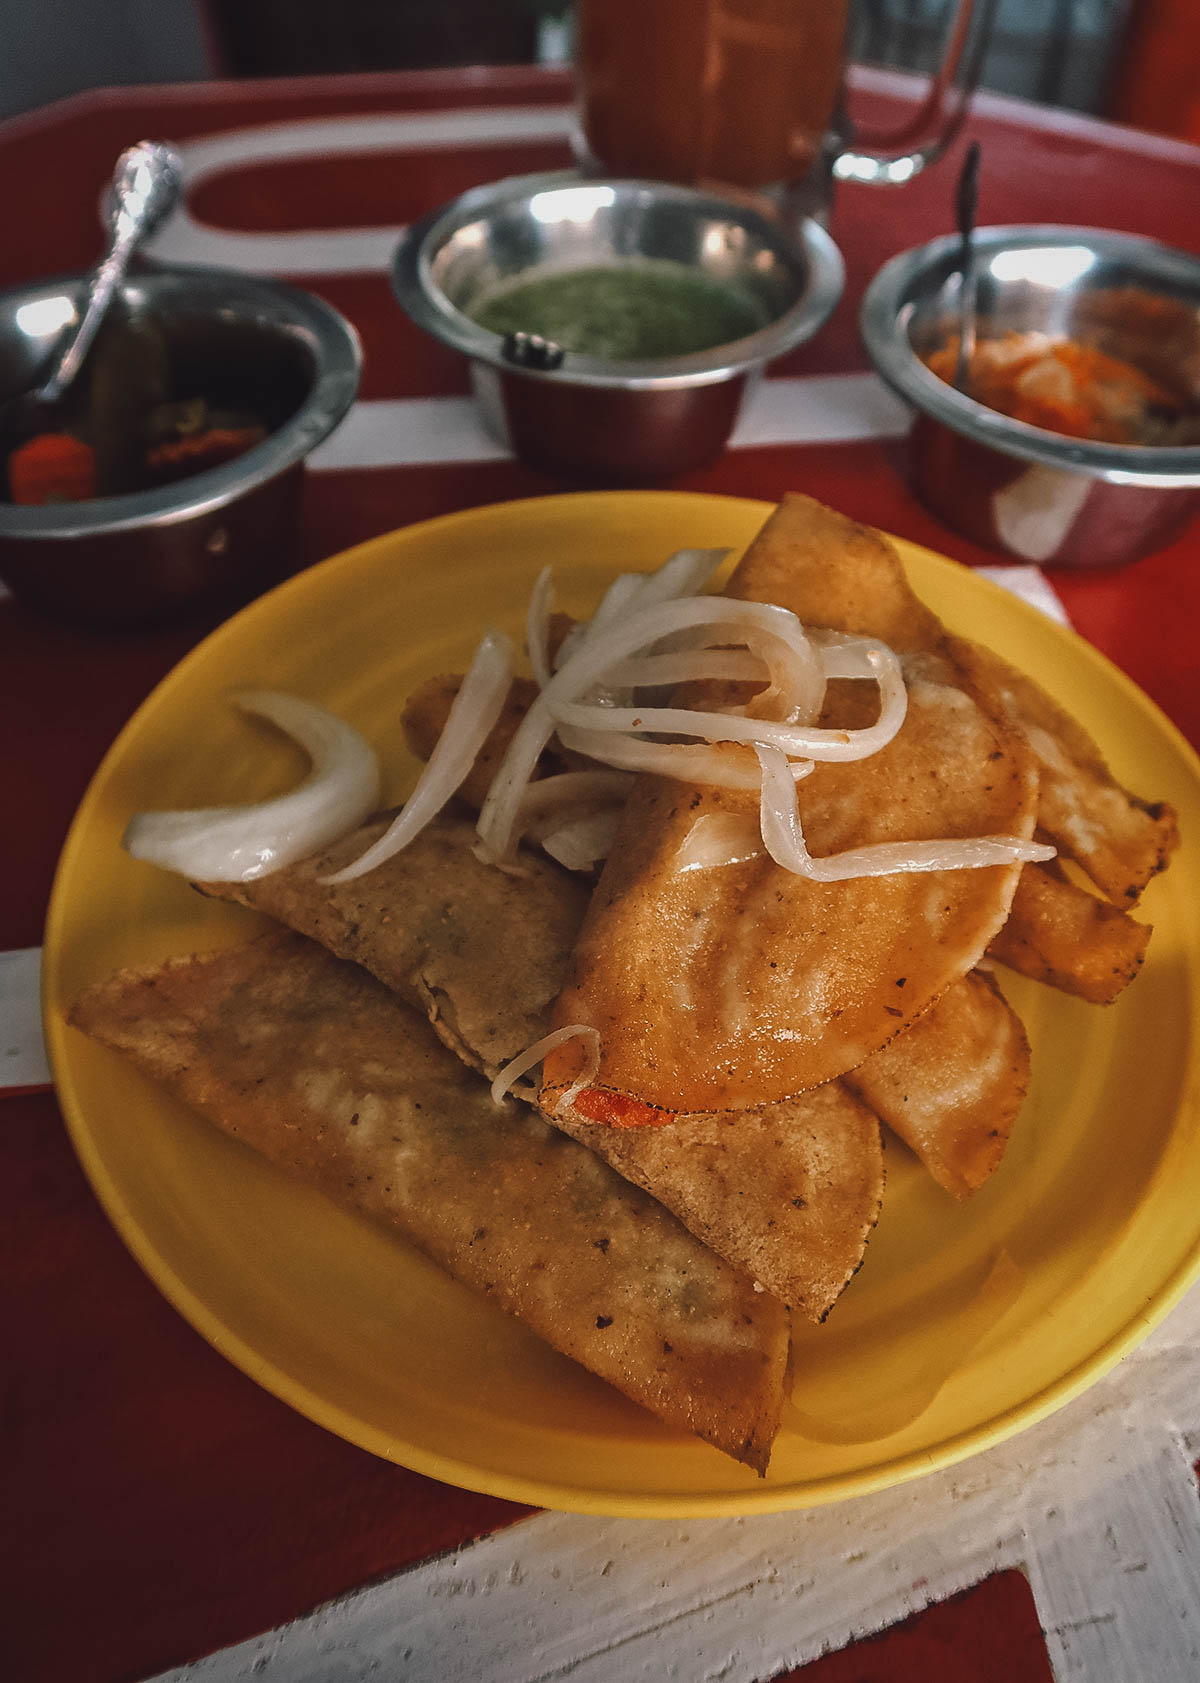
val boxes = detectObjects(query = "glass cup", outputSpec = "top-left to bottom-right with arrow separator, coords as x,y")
573,0 -> 994,216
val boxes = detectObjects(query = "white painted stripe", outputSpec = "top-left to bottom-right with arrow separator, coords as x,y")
848,61 -> 1200,169
307,373 -> 913,472
140,84 -> 1200,280
0,947 -> 49,1090
147,1288 -> 1200,1683
730,371 -> 911,447
144,107 -> 576,275
308,394 -> 508,469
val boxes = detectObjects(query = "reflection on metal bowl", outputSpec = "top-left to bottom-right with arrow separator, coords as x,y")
0,269 -> 361,629
392,171 -> 844,481
861,226 -> 1200,567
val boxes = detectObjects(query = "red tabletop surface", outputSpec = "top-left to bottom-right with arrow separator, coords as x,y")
3,64 -> 1198,1683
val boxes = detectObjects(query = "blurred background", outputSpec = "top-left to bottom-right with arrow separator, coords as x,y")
0,0 -> 1194,144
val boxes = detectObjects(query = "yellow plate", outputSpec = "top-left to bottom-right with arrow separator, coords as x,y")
43,490 -> 1200,1517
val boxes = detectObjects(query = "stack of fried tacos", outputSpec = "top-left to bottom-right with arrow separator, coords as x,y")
67,495 -> 1178,1474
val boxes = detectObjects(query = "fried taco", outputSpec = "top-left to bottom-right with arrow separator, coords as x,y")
68,929 -> 790,1472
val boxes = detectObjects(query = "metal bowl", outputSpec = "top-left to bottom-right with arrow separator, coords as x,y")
861,226 -> 1200,567
392,171 -> 843,481
0,268 -> 361,628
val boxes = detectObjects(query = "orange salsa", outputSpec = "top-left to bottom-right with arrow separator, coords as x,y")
925,330 -> 1189,444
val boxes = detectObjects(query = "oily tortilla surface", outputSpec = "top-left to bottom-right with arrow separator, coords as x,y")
547,499 -> 1039,1110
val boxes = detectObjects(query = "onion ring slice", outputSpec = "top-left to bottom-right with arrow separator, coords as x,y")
325,630 -> 514,884
123,689 -> 380,884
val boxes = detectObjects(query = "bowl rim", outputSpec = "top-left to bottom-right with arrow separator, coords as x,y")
391,169 -> 845,391
860,223 -> 1200,488
0,267 -> 362,538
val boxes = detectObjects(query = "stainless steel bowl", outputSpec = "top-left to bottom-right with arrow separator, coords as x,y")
861,226 -> 1200,567
392,171 -> 844,481
0,268 -> 361,628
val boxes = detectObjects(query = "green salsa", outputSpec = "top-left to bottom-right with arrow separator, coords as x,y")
469,261 -> 770,360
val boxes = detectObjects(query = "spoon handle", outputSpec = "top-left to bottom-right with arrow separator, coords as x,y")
38,142 -> 182,405
953,140 -> 981,393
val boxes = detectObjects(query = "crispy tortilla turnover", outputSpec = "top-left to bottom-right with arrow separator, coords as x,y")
201,815 -> 592,1078
547,502 -> 1038,1111
844,971 -> 1030,1199
557,1086 -> 884,1321
987,859 -> 1151,1004
951,639 -> 1179,904
68,931 -> 790,1473
200,819 -> 883,1318
728,492 -> 1172,970
724,492 -> 948,652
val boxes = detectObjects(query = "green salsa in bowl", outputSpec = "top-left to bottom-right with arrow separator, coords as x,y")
392,172 -> 843,480
468,261 -> 771,361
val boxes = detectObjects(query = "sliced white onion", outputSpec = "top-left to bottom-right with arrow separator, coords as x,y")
546,596 -> 818,705
582,549 -> 727,650
553,618 -> 588,671
526,565 -> 554,689
602,648 -> 769,689
477,594 -> 825,861
518,771 -> 632,870
490,1023 -> 600,1109
322,630 -> 513,884
536,809 -> 623,872
813,629 -> 899,682
755,745 -> 1056,881
545,651 -> 904,762
549,553 -> 718,680
675,812 -> 765,872
518,769 -> 635,816
625,546 -> 728,608
580,571 -> 647,647
474,691 -> 557,863
555,723 -> 813,790
123,689 -> 380,883
721,625 -> 825,724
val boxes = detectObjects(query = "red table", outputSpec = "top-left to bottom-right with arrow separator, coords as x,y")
3,64 -> 1198,1683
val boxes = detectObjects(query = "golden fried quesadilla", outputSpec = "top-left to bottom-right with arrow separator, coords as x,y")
988,858 -> 1152,1004
544,502 -> 1040,1112
201,818 -> 885,1316
203,813 -> 591,1079
843,970 -> 1030,1199
729,495 -> 1177,981
201,810 -> 1037,1314
557,1086 -> 884,1322
950,639 -> 1178,904
401,638 -> 1161,1013
68,929 -> 790,1473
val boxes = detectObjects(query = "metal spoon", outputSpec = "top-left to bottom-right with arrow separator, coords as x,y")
1,140 -> 182,434
953,140 -> 981,395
